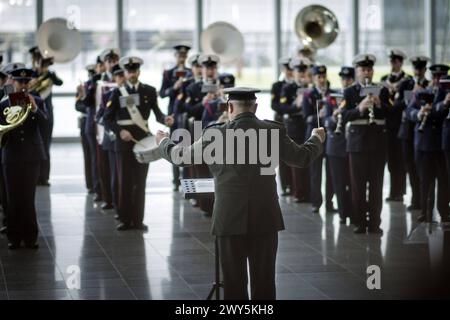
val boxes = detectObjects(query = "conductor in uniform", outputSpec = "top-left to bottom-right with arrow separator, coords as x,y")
104,57 -> 174,231
0,68 -> 48,249
342,54 -> 391,234
156,87 -> 325,300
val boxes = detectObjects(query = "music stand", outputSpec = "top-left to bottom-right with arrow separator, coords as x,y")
179,179 -> 224,300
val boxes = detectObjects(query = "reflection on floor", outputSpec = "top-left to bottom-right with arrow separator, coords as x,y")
0,143 -> 449,300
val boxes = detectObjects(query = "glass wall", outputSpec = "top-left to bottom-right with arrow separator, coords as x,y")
0,0 -> 36,64
359,0 -> 426,80
436,0 -> 450,63
203,0 -> 275,89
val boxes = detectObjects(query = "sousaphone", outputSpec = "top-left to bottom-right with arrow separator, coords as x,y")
201,22 -> 245,64
294,5 -> 339,56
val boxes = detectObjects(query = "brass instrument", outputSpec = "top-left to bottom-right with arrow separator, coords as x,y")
294,5 -> 339,59
418,109 -> 429,133
201,22 -> 244,64
0,92 -> 33,145
334,100 -> 346,135
28,72 -> 53,99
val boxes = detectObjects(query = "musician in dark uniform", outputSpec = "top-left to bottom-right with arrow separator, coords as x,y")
156,87 -> 325,300
75,64 -> 96,193
76,56 -> 104,200
160,45 -> 192,191
396,56 -> 430,211
279,57 -> 311,203
271,57 -> 293,196
381,49 -> 410,202
28,48 -> 63,186
0,68 -> 48,249
342,54 -> 391,234
407,64 -> 450,223
104,56 -> 174,231
183,54 -> 221,215
0,64 -> 8,234
201,73 -> 235,127
324,66 -> 355,224
437,75 -> 450,188
302,65 -> 336,213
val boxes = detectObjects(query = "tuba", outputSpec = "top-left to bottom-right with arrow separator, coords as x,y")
201,22 -> 245,64
0,92 -> 33,145
294,5 -> 339,58
30,18 -> 82,99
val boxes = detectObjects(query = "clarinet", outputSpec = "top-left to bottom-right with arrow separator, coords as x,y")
365,78 -> 376,125
334,101 -> 346,135
418,109 -> 428,133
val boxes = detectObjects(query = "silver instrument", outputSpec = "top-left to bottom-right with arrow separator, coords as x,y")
364,78 -> 376,125
133,135 -> 162,164
201,22 -> 245,64
294,5 -> 339,59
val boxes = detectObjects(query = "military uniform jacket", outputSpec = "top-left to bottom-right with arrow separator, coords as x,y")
342,83 -> 391,153
104,83 -> 166,152
435,89 -> 450,151
160,66 -> 192,115
97,89 -> 115,151
397,78 -> 429,141
0,94 -> 48,164
159,112 -> 324,236
271,80 -> 287,118
82,74 -> 102,135
406,88 -> 445,152
172,77 -> 196,130
279,82 -> 308,143
184,80 -> 207,121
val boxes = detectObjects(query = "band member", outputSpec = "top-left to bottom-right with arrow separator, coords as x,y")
279,57 -> 311,203
94,49 -> 121,210
381,49 -> 410,202
156,87 -> 325,300
0,62 -> 26,235
0,68 -> 48,249
75,64 -> 96,193
436,75 -> 450,188
342,54 -> 391,234
160,45 -> 192,191
271,57 -> 293,196
201,73 -> 235,127
407,64 -> 450,223
28,47 -> 63,186
104,56 -> 174,231
183,54 -> 221,215
97,64 -> 126,210
302,65 -> 336,213
77,56 -> 104,200
324,66 -> 355,224
396,56 -> 430,211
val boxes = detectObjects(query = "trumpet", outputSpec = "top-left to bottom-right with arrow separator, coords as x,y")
365,78 -> 376,125
418,110 -> 429,133
29,72 -> 53,99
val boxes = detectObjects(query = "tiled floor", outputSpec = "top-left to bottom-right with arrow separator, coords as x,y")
0,143 -> 449,300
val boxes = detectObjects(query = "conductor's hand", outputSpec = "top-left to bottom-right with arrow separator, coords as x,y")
120,129 -> 134,142
165,115 -> 174,127
156,130 -> 170,146
312,127 -> 326,144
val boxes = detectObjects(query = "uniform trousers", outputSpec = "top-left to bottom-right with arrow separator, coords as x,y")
80,120 -> 93,190
39,104 -> 53,183
328,155 -> 353,221
387,131 -> 406,198
403,138 -> 421,208
4,162 -> 40,244
218,232 -> 278,300
86,132 -> 101,195
97,144 -> 112,205
116,150 -> 149,226
349,151 -> 386,228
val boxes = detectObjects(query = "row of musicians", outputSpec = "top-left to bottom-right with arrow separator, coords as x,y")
271,52 -> 449,234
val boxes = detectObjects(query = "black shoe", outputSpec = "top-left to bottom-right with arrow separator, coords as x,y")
326,207 -> 338,213
24,243 -> 39,250
386,196 -> 403,202
353,226 -> 367,234
203,211 -> 213,218
8,242 -> 21,250
87,189 -> 95,194
101,203 -> 114,210
134,223 -> 148,231
93,194 -> 103,202
417,215 -> 426,223
0,226 -> 7,234
114,214 -> 121,221
311,207 -> 320,213
173,185 -> 180,192
407,205 -> 421,211
295,197 -> 307,203
340,218 -> 347,225
116,223 -> 133,231
368,227 -> 384,235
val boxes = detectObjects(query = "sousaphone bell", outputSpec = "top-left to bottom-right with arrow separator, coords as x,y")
201,22 -> 245,64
